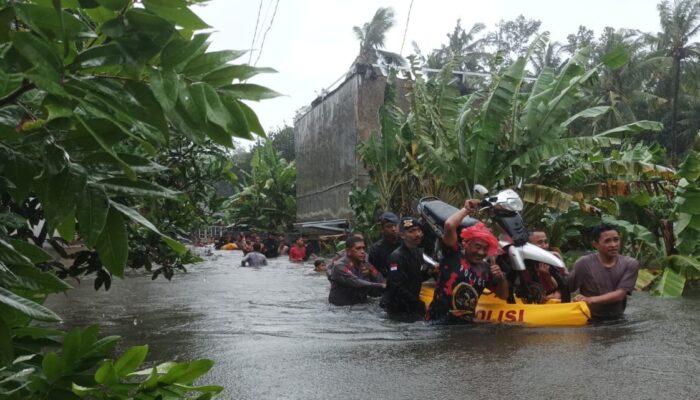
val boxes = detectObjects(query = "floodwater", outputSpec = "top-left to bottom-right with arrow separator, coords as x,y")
46,250 -> 700,399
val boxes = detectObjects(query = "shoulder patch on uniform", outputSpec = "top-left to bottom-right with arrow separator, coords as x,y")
390,263 -> 398,271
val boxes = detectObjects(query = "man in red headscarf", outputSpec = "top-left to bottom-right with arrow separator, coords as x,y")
427,199 -> 509,323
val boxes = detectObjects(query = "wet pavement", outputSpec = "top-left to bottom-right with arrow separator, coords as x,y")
46,250 -> 700,399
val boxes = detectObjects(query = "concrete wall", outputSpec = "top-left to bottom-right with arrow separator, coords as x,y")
295,70 -> 411,224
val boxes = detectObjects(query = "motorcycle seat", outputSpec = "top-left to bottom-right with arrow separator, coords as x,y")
418,197 -> 478,238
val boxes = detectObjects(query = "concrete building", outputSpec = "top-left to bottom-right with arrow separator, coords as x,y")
294,61 -> 411,233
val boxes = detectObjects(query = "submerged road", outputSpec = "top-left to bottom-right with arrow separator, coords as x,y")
46,250 -> 700,399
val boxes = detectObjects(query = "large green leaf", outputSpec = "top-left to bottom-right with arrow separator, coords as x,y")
601,45 -> 630,70
237,101 -> 266,137
220,83 -> 282,101
183,50 -> 246,77
0,287 -> 60,322
677,190 -> 700,214
194,82 -> 233,132
666,254 -> 700,275
94,360 -> 118,385
42,351 -> 63,383
75,115 -> 136,180
651,266 -> 686,297
560,106 -> 610,128
676,151 -> 700,182
149,68 -> 179,112
595,120 -> 663,138
160,32 -> 210,70
1,150 -> 35,203
0,239 -> 34,269
159,359 -> 214,385
4,264 -> 71,293
635,269 -> 658,291
480,55 -> 527,140
95,0 -> 129,11
7,239 -> 52,264
76,186 -> 109,247
202,65 -> 276,87
522,184 -> 573,211
114,344 -> 148,377
95,207 -> 128,278
43,167 -> 86,232
0,69 -> 23,99
0,316 -> 12,366
71,42 -> 125,70
97,178 -> 179,199
143,0 -> 209,30
61,328 -> 82,371
220,93 -> 252,140
83,335 -> 120,360
56,209 -> 77,242
108,9 -> 174,62
109,201 -> 187,255
10,31 -> 65,95
14,3 -> 93,40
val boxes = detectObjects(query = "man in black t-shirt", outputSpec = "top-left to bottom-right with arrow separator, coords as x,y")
262,232 -> 279,258
427,199 -> 508,323
382,217 -> 432,317
368,211 -> 401,277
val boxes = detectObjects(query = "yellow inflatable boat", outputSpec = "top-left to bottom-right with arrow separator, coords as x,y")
420,283 -> 591,327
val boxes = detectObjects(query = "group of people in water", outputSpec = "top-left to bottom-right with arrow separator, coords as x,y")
326,198 -> 640,323
215,197 -> 639,323
215,231 -> 322,267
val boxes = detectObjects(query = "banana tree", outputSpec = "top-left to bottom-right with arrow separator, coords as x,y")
651,150 -> 700,296
225,141 -> 296,231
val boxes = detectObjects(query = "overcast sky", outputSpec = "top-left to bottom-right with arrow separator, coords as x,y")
193,0 -> 663,142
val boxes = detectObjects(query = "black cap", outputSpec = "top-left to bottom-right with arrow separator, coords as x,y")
380,211 -> 399,224
400,217 -> 422,232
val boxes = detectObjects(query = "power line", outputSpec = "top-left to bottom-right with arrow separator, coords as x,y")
248,0 -> 264,64
400,0 -> 415,56
254,0 -> 280,66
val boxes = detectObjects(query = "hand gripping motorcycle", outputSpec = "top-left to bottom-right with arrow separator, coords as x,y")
418,185 -> 570,305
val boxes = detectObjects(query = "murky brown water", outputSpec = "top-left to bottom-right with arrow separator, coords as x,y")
46,250 -> 700,399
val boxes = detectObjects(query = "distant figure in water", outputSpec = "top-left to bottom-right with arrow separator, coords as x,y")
277,234 -> 290,256
241,243 -> 267,267
314,259 -> 327,272
288,236 -> 306,262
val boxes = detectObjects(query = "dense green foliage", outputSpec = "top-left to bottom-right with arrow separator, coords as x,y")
0,0 -> 277,397
224,140 -> 296,232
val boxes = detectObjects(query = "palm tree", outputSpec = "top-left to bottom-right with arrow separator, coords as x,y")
652,0 -> 700,165
352,7 -> 396,65
530,39 -> 564,76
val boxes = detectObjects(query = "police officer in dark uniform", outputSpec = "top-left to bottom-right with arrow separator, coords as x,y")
381,217 -> 432,318
368,211 -> 401,277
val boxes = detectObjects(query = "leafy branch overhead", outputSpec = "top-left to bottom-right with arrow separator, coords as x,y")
0,0 -> 279,277
0,1 -> 277,397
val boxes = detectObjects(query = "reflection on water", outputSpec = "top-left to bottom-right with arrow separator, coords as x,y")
46,250 -> 700,399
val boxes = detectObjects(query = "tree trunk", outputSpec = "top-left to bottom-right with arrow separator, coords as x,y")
670,54 -> 681,167
660,219 -> 676,256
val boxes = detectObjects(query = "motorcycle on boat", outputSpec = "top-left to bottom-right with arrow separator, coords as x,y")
418,185 -> 570,305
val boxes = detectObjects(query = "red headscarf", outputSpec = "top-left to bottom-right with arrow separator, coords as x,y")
459,223 -> 500,256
